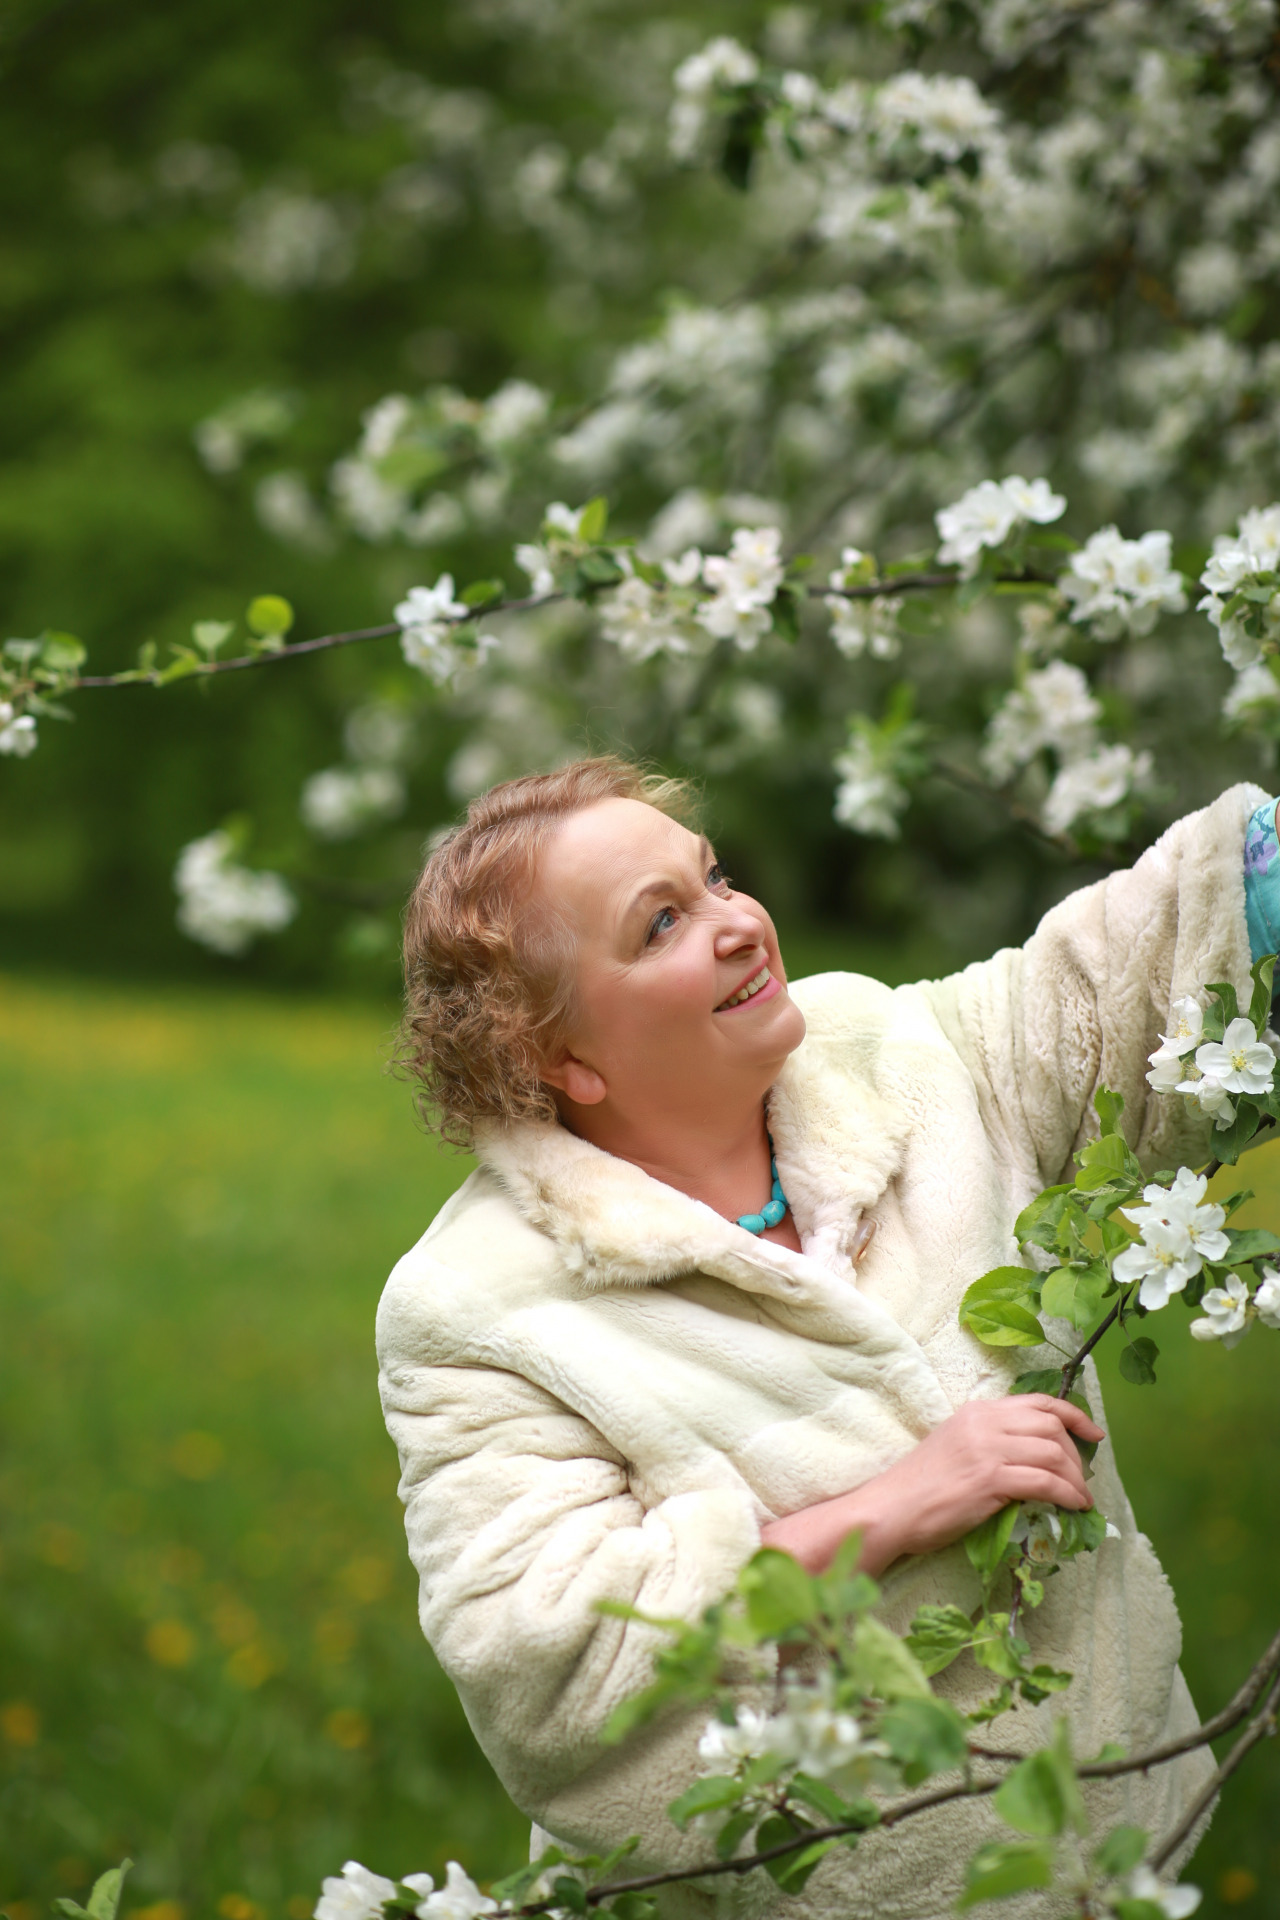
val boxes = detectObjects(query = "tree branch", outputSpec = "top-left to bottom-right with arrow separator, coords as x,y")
60,570 -> 1051,693
511,1624 -> 1280,1913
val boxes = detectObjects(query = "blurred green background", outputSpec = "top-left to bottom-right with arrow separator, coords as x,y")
2,962 -> 1278,1920
2,0 -> 1278,1914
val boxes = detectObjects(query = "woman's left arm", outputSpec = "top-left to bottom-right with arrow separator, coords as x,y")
923,782 -> 1270,1184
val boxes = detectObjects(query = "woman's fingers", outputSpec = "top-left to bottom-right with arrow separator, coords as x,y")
1015,1393 -> 1105,1441
994,1463 -> 1092,1510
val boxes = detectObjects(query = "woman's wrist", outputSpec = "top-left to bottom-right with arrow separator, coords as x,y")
761,1473 -> 908,1578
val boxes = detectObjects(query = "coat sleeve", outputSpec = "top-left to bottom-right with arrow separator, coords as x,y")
376,1273 -> 761,1818
921,782 -> 1268,1187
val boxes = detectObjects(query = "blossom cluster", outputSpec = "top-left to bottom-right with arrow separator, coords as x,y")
934,474 -> 1065,575
1113,1167 -> 1231,1310
1058,528 -> 1187,641
173,831 -> 297,956
0,699 -> 36,757
1198,502 -> 1280,671
696,1672 -> 886,1802
1144,996 -> 1276,1129
315,1859 -> 497,1920
981,660 -> 1152,839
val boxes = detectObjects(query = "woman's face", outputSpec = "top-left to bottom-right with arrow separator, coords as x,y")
535,797 -> 806,1126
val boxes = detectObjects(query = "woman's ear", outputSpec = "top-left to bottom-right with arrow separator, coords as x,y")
540,1050 -> 608,1106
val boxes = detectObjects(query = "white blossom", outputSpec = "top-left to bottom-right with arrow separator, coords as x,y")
414,1863 -> 498,1920
1253,1265 -> 1280,1327
514,543 -> 556,599
981,661 -> 1101,783
255,471 -> 334,553
872,70 -> 1001,163
1160,999 -> 1205,1057
1122,1168 -> 1230,1268
697,1705 -> 776,1771
315,1861 -> 398,1920
1010,1503 -> 1062,1566
598,567 -> 694,660
477,379 -> 549,448
833,735 -> 908,839
1198,504 -> 1280,670
1190,1273 -> 1251,1347
174,831 -> 297,957
1194,1015 -> 1276,1095
1174,1061 -> 1237,1129
697,527 -> 785,650
223,187 -> 354,294
1060,528 -> 1187,639
662,547 -> 704,587
1113,1218 -> 1203,1310
300,765 -> 407,840
1124,1867 -> 1202,1919
0,701 -> 37,757
1223,660 -> 1280,722
670,38 -> 760,160
935,475 -> 1065,575
395,577 -> 471,682
1042,744 -> 1152,836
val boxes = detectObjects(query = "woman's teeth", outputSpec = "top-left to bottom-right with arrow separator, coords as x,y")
718,965 -> 771,1010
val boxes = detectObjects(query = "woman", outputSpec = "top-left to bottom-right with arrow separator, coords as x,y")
377,756 -> 1267,1918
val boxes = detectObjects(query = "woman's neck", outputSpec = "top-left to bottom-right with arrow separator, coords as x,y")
557,1093 -> 801,1248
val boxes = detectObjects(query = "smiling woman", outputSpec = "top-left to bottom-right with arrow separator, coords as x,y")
378,756 -> 1267,1920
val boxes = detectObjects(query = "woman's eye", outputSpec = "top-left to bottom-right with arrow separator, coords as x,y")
708,863 -> 728,889
648,906 -> 678,942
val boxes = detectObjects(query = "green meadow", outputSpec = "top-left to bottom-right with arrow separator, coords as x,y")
1,971 -> 1277,1920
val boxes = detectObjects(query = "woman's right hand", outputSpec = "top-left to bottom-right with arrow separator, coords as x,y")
760,1394 -> 1105,1578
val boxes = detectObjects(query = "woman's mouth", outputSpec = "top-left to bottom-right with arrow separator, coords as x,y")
715,965 -> 781,1012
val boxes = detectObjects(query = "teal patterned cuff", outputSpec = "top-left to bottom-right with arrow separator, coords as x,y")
1244,797 -> 1280,965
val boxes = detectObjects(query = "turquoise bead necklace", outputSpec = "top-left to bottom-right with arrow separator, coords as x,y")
736,1140 -> 790,1235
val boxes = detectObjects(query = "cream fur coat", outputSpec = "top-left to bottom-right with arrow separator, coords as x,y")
377,785 -> 1264,1918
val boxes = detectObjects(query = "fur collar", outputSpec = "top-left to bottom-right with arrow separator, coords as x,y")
473,973 -> 913,1299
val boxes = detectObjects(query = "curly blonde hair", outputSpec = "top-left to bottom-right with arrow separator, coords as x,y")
400,756 -> 696,1146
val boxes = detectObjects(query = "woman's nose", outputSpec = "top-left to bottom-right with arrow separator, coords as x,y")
713,900 -> 767,955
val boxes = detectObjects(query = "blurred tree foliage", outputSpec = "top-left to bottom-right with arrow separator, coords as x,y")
0,0 -> 885,986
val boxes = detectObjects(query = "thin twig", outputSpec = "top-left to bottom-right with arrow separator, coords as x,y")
60,570 -> 1050,694
1057,1296 -> 1125,1399
512,1624 -> 1280,1913
1149,1672 -> 1280,1872
932,756 -> 1074,855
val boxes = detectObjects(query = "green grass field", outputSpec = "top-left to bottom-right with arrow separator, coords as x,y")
1,972 -> 1277,1920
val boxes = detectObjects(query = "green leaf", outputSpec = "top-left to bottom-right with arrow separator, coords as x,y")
605,1895 -> 659,1920
1056,1506 -> 1107,1557
738,1548 -> 817,1639
880,1698 -> 968,1784
995,1753 -> 1069,1838
39,630 -> 87,672
965,1504 -> 1020,1583
1223,1226 -> 1280,1262
1112,1901 -> 1167,1920
786,1773 -> 857,1824
666,1775 -> 744,1831
551,1875 -> 588,1913
85,1863 -> 132,1920
53,1904 -> 90,1919
461,577 -> 505,609
714,1806 -> 760,1861
192,619 -> 234,658
847,1614 -> 932,1701
1018,1664 -> 1073,1703
1093,1086 -> 1125,1135
576,495 -> 609,544
972,1614 -> 1033,1680
1205,979 -> 1240,1027
959,1286 -> 1047,1348
490,1850 -> 566,1904
577,550 -> 624,586
771,1837 -> 840,1894
904,1603 -> 975,1676
1248,952 -> 1277,1032
956,1840 -> 1054,1909
1010,1369 -> 1063,1396
1094,1824 -> 1149,1877
1118,1336 -> 1159,1386
246,594 -> 295,638
1040,1262 -> 1108,1332
1013,1187 -> 1073,1252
